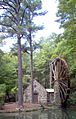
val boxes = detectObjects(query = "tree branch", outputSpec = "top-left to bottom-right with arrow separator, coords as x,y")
0,1 -> 6,6
20,9 -> 26,25
0,23 -> 17,32
7,10 -> 18,24
0,12 -> 17,26
9,0 -> 16,6
3,0 -> 16,11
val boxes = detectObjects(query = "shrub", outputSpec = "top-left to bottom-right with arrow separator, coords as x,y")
68,91 -> 76,105
0,84 -> 6,109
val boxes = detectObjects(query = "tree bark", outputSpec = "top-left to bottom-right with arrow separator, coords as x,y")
17,36 -> 23,108
29,31 -> 34,103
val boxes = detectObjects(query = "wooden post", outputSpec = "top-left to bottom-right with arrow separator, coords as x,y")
49,62 -> 52,88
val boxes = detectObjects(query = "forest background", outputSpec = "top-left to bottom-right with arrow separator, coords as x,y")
0,0 -> 76,106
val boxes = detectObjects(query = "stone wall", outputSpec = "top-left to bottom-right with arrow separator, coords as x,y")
24,80 -> 47,104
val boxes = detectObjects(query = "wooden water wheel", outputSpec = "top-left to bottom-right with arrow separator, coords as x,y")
50,57 -> 70,107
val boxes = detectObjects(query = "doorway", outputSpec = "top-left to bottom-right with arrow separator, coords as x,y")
33,92 -> 38,103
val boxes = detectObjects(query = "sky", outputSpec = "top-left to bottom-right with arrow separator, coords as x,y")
0,0 -> 63,52
34,0 -> 63,39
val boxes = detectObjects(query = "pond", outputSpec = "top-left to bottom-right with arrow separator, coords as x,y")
0,109 -> 76,119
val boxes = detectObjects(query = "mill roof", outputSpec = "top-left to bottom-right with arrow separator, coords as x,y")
46,89 -> 54,93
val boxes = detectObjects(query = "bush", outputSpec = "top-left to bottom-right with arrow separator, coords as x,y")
0,84 -> 6,109
68,91 -> 76,105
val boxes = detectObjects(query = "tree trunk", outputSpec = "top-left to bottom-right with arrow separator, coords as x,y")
17,36 -> 23,108
29,31 -> 34,103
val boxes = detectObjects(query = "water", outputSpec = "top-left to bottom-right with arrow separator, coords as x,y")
0,109 -> 76,119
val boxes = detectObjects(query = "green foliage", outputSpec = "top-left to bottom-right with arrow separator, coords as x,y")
33,36 -> 56,88
57,0 -> 76,69
0,84 -> 6,107
0,51 -> 18,95
22,53 -> 30,88
0,84 -> 6,97
57,0 -> 76,42
56,0 -> 76,105
0,0 -> 28,39
68,92 -> 76,105
11,87 -> 18,94
0,0 -> 76,106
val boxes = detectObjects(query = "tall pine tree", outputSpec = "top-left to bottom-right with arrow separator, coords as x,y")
23,0 -> 46,103
0,0 -> 27,109
0,0 -> 46,104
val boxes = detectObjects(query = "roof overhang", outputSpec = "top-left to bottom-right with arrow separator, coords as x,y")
46,89 -> 54,93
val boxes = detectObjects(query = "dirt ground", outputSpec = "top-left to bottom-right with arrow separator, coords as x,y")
0,103 -> 41,113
